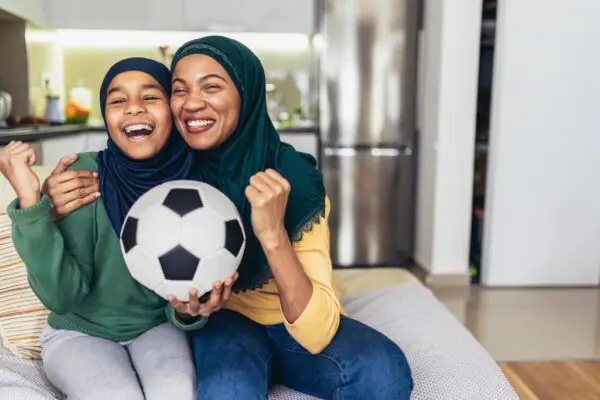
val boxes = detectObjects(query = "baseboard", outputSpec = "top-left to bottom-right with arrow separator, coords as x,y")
409,264 -> 471,287
425,273 -> 471,287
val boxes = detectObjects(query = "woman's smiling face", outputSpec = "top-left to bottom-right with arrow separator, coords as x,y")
170,54 -> 241,151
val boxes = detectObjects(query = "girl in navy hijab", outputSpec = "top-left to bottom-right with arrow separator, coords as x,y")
0,58 -> 198,399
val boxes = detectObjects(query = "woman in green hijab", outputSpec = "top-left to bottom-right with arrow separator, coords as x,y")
44,36 -> 414,399
169,35 -> 412,400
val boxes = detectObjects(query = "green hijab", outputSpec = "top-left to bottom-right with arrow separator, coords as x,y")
171,36 -> 326,292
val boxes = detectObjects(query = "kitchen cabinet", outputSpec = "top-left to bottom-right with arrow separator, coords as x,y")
43,0 -> 184,31
182,0 -> 314,33
83,131 -> 108,152
31,129 -> 316,175
39,133 -> 87,166
0,0 -> 45,25
38,131 -> 107,166
42,0 -> 314,33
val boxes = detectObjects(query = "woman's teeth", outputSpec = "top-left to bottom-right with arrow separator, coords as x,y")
187,120 -> 215,128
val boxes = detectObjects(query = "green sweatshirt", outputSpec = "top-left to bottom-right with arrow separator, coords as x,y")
7,152 -> 206,342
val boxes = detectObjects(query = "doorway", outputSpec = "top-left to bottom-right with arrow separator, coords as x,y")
469,0 -> 496,284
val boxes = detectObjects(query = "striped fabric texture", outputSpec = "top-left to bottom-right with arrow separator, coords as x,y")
0,212 -> 49,359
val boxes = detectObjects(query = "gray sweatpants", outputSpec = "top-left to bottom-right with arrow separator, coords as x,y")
39,323 -> 196,400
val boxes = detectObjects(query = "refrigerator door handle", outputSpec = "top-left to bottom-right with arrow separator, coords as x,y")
323,145 -> 413,157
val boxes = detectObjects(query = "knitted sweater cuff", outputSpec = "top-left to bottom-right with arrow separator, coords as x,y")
165,305 -> 209,331
7,194 -> 53,225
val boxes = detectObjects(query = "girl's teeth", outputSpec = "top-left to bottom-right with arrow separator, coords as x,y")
187,120 -> 215,127
125,124 -> 152,133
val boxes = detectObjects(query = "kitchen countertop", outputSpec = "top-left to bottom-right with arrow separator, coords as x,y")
0,124 -> 105,144
276,126 -> 319,134
0,123 -> 319,145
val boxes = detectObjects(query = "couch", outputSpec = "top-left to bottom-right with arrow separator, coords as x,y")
0,165 -> 518,400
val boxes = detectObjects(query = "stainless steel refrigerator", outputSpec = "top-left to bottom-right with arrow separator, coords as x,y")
316,0 -> 420,267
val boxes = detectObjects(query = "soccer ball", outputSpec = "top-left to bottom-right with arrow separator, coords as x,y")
119,180 -> 246,302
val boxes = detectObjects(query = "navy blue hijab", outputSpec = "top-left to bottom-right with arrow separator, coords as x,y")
97,57 -> 194,235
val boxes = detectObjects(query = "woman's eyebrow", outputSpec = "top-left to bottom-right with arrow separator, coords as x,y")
197,74 -> 227,83
171,74 -> 227,85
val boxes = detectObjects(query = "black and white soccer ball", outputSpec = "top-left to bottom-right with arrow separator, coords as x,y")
119,180 -> 246,302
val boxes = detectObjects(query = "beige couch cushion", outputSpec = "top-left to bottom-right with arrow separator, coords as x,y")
333,267 -> 421,298
0,166 -> 54,359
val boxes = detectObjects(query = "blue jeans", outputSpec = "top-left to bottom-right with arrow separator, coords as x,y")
190,310 -> 413,399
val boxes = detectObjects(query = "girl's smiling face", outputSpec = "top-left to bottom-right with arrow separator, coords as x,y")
104,71 -> 172,160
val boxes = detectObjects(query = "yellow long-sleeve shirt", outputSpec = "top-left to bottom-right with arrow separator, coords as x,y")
224,196 -> 343,354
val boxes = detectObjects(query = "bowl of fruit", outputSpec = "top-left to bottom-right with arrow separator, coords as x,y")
65,100 -> 91,125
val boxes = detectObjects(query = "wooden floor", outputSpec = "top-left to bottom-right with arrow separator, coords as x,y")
499,362 -> 600,399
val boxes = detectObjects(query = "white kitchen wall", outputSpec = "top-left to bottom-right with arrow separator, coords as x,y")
482,0 -> 600,286
26,29 -> 311,121
414,0 -> 482,275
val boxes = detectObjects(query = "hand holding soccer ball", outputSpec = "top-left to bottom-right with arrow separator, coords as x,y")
167,272 -> 238,318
